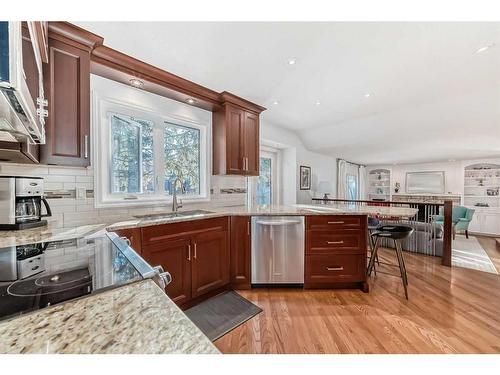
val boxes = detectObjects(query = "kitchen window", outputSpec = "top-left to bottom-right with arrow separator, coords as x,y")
93,96 -> 209,207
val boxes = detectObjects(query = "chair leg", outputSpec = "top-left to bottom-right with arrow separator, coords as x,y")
367,236 -> 380,277
368,232 -> 377,275
394,240 -> 409,300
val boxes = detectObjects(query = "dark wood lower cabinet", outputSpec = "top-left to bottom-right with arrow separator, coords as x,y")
191,230 -> 230,298
304,215 -> 368,291
142,236 -> 192,306
114,228 -> 142,255
230,216 -> 251,289
139,217 -> 230,307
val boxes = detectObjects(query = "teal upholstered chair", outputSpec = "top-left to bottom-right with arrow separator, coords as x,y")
433,205 -> 475,239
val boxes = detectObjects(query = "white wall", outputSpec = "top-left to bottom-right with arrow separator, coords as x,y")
261,121 -> 338,204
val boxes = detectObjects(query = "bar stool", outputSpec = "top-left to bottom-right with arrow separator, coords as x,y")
367,217 -> 380,272
367,225 -> 413,299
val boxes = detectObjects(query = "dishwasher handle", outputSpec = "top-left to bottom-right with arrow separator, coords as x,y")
255,220 -> 302,226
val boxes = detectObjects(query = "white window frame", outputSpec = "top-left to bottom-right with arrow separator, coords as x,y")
92,93 -> 210,208
248,145 -> 281,205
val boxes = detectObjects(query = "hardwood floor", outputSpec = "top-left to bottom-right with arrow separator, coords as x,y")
476,235 -> 500,272
215,247 -> 500,354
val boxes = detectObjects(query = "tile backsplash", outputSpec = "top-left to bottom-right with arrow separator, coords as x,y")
0,162 -> 247,229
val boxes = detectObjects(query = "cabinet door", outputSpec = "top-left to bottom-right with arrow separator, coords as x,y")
41,38 -> 90,166
191,229 -> 230,298
113,228 -> 142,255
243,111 -> 259,176
226,105 -> 245,174
142,237 -> 192,305
230,216 -> 251,289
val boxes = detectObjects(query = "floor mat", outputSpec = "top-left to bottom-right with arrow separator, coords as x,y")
452,235 -> 498,274
184,291 -> 262,341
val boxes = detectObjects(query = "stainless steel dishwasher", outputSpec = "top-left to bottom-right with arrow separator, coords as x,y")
251,216 -> 305,284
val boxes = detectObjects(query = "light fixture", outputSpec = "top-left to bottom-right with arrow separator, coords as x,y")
315,101 -> 321,106
448,159 -> 456,162
476,43 -> 495,54
273,100 -> 279,105
129,78 -> 144,88
287,58 -> 297,65
364,93 -> 372,98
185,98 -> 196,105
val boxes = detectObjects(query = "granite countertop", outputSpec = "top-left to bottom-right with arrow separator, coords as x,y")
0,224 -> 106,248
106,203 -> 419,231
0,280 -> 219,354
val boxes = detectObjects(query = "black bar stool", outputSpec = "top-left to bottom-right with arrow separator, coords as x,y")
367,217 -> 380,272
367,225 -> 413,299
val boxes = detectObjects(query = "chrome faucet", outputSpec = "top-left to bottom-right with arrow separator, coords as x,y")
171,177 -> 186,212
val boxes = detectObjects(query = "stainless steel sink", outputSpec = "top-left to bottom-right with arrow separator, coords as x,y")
133,210 -> 214,221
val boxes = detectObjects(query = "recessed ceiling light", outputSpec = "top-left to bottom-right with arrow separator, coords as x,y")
476,43 -> 495,54
287,58 -> 297,65
364,93 -> 372,98
315,101 -> 321,106
185,98 -> 196,105
273,100 -> 279,105
448,159 -> 456,162
129,78 -> 144,88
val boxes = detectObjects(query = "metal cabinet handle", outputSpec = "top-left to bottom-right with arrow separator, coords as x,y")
326,266 -> 344,271
187,244 -> 191,261
84,135 -> 89,158
327,240 -> 344,244
327,221 -> 344,224
247,220 -> 250,236
193,243 -> 197,259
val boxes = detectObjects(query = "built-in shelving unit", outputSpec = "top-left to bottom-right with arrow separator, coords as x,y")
368,169 -> 391,201
464,164 -> 500,209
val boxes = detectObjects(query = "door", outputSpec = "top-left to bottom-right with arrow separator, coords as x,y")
230,216 -> 251,289
249,149 -> 279,205
142,237 -> 192,305
226,105 -> 245,174
191,230 -> 230,298
244,111 -> 259,176
41,37 -> 90,166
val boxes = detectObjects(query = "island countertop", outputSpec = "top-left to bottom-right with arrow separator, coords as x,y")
106,203 -> 419,231
0,204 -> 418,247
0,279 -> 219,354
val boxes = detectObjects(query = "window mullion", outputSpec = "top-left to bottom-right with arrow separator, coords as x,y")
154,121 -> 165,197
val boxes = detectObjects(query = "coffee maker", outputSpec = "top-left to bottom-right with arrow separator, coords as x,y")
0,176 -> 52,230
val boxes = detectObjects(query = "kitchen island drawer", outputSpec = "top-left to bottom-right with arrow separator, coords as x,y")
306,230 -> 364,254
305,254 -> 366,284
306,215 -> 365,230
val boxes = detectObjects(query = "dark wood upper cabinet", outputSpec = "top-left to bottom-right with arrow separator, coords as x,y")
213,93 -> 265,176
191,229 -> 230,299
40,35 -> 91,166
230,216 -> 251,289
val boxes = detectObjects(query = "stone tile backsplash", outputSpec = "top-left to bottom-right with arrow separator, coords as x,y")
0,162 -> 247,229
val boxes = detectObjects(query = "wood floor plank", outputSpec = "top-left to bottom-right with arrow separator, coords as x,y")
215,241 -> 500,354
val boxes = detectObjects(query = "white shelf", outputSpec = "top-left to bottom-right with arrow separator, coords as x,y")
464,194 -> 500,199
464,185 -> 500,188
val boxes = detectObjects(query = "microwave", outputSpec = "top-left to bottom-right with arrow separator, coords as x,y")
0,21 -> 47,144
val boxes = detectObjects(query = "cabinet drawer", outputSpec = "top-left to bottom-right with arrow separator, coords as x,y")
142,217 -> 229,245
306,215 -> 365,230
305,254 -> 366,283
307,230 -> 364,254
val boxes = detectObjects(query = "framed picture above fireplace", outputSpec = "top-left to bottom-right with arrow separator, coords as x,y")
406,171 -> 445,194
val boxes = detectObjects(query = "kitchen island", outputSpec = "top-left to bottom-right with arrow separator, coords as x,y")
0,203 -> 417,354
0,279 -> 219,354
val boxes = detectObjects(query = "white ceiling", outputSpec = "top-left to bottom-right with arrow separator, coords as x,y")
77,22 -> 500,164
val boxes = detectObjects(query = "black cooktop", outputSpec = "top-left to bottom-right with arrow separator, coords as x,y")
0,231 -> 154,322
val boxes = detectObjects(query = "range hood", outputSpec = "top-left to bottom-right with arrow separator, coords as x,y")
0,21 -> 46,144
